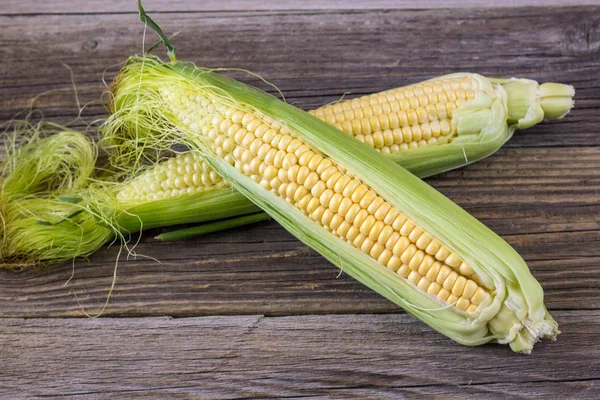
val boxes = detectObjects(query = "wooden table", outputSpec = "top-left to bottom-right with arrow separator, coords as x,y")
1,1 -> 599,398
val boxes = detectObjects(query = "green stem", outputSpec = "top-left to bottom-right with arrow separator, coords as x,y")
156,212 -> 270,241
138,0 -> 176,61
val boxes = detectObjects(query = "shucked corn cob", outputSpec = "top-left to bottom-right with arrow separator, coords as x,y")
103,54 -> 559,353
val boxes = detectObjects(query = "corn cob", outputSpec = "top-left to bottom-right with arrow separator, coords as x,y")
112,73 -> 574,206
112,73 -> 573,239
105,55 -> 558,353
0,71 -> 574,266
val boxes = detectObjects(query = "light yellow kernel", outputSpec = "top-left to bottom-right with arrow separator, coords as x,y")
455,298 -> 470,311
425,240 -> 441,256
358,190 -> 378,209
350,185 -> 368,203
263,165 -> 278,181
417,255 -> 435,276
365,221 -> 383,242
373,203 -> 391,221
435,246 -> 451,262
470,288 -> 488,306
408,227 -> 423,242
400,244 -> 418,265
383,208 -> 400,226
445,253 -> 462,268
390,215 -> 407,231
438,289 -> 451,301
407,270 -> 421,285
415,233 -> 432,250
336,221 -> 352,237
282,153 -> 298,169
353,209 -> 370,228
344,203 -> 362,223
397,264 -> 411,277
285,182 -> 299,199
330,214 -> 344,231
417,276 -> 431,291
385,232 -> 401,251
346,226 -> 360,242
436,265 -> 452,284
321,209 -> 334,227
320,165 -> 339,181
462,280 -> 478,299
311,205 -> 326,222
370,243 -> 385,259
325,172 -> 343,189
408,250 -> 425,271
427,281 -> 442,295
399,220 -> 415,236
447,294 -> 459,305
319,189 -> 335,208
392,236 -> 411,256
296,166 -> 311,185
366,197 -> 385,215
293,186 -> 309,202
425,261 -> 442,281
337,197 -> 353,217
452,276 -> 467,296
442,271 -> 459,291
459,262 -> 475,277
387,255 -> 402,272
377,249 -> 393,266
310,179 -> 327,197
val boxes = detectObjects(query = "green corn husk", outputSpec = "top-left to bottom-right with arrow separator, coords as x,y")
104,55 -> 558,353
0,123 -> 261,268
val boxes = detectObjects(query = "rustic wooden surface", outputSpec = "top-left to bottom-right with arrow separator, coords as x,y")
1,1 -> 599,398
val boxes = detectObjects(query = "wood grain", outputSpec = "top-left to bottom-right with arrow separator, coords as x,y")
1,312 -> 599,399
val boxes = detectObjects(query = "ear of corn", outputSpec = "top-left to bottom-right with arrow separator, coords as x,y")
109,72 -> 574,236
105,55 -> 558,353
0,63 -> 573,270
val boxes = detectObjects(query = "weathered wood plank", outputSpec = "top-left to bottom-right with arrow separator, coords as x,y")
3,0 -> 600,15
1,7 -> 599,152
0,312 -> 598,399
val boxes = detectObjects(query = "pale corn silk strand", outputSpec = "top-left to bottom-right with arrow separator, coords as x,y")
103,55 -> 559,353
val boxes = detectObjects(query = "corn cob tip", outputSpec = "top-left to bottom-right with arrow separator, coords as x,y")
496,78 -> 575,130
539,82 -> 575,120
509,313 -> 560,354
